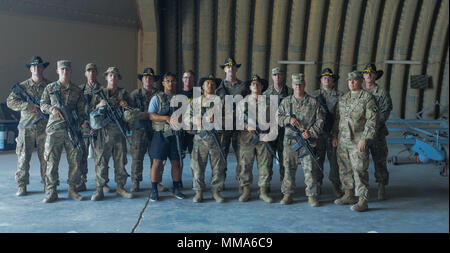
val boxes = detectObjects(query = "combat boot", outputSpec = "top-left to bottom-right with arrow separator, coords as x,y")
103,184 -> 112,193
68,185 -> 84,201
116,184 -> 133,199
193,191 -> 203,203
351,196 -> 368,212
130,181 -> 140,192
259,187 -> 273,203
334,189 -> 356,205
43,188 -> 58,203
308,196 -> 320,207
16,185 -> 27,196
332,183 -> 344,198
378,183 -> 387,200
280,194 -> 293,205
238,186 -> 251,202
91,187 -> 104,201
212,188 -> 225,203
75,182 -> 87,192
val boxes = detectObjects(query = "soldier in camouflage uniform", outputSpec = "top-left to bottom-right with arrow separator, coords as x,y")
278,73 -> 325,207
7,56 -> 50,196
184,74 -> 226,203
89,67 -> 133,201
310,68 -> 343,197
128,68 -> 162,192
215,57 -> 249,189
332,71 -> 377,212
40,60 -> 87,203
237,75 -> 275,203
76,63 -> 103,192
263,67 -> 292,185
362,63 -> 392,200
148,72 -> 186,202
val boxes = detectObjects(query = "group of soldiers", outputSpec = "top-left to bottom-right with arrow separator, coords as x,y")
7,55 -> 392,212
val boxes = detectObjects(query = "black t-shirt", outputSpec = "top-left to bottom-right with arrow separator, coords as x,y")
179,89 -> 193,100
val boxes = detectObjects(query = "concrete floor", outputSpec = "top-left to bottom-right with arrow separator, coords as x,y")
0,145 -> 448,233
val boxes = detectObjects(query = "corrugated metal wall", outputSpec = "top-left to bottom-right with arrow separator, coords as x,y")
149,0 -> 449,119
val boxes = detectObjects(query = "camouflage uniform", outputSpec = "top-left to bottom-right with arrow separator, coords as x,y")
310,88 -> 343,189
6,78 -> 49,188
237,95 -> 274,188
129,87 -> 159,184
184,95 -> 226,191
215,79 -> 249,183
263,84 -> 292,182
332,90 -> 377,200
364,85 -> 392,185
78,81 -> 102,187
90,87 -> 131,188
278,94 -> 324,196
40,81 -> 85,191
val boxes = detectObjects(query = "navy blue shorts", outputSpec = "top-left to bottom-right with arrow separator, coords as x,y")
149,131 -> 180,161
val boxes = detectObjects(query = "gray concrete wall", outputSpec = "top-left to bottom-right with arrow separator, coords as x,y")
0,12 -> 138,103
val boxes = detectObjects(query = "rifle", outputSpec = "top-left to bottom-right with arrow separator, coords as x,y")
198,106 -> 227,163
50,90 -> 83,151
11,83 -> 49,124
316,94 -> 334,133
287,124 -> 322,171
169,106 -> 184,167
95,89 -> 130,145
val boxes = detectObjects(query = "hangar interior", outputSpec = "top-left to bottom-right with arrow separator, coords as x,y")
0,0 -> 448,233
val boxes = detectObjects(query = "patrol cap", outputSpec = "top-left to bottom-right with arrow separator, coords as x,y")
104,66 -> 122,80
220,57 -> 241,69
347,71 -> 364,81
272,67 -> 284,75
25,56 -> 49,69
197,73 -> 221,88
57,60 -> 71,69
85,63 -> 97,72
292,73 -> 305,85
137,67 -> 159,81
362,63 -> 383,80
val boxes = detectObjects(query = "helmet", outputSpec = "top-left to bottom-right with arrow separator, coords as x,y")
89,107 -> 111,130
123,108 -> 142,125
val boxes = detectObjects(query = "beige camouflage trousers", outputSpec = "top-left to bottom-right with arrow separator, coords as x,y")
368,134 -> 389,185
282,139 -> 321,196
336,142 -> 370,198
93,126 -> 129,187
78,128 -> 92,185
15,125 -> 47,186
316,135 -> 341,187
44,130 -> 83,191
269,127 -> 285,182
191,135 -> 226,191
239,135 -> 273,188
130,128 -> 151,183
